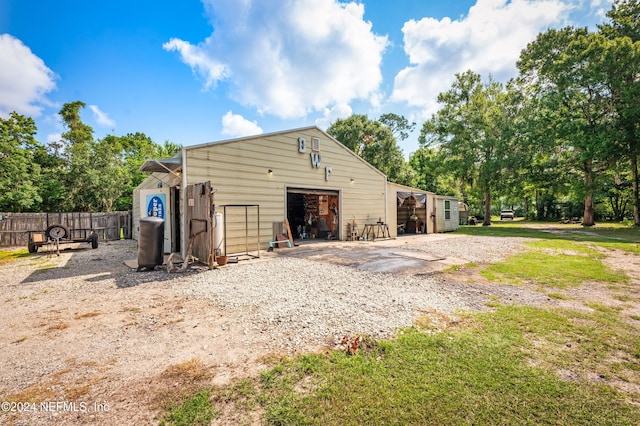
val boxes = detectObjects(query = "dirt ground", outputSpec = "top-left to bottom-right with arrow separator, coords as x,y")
0,231 -> 638,425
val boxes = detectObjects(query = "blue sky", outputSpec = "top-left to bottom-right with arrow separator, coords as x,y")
0,0 -> 613,157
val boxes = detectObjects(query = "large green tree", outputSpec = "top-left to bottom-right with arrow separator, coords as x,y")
599,0 -> 640,225
420,71 -> 520,225
1,101 -> 181,214
59,101 -> 99,211
518,27 -> 619,226
50,101 -> 182,212
0,112 -> 43,211
115,133 -> 181,211
408,147 -> 450,195
513,76 -> 577,220
378,113 -> 416,142
327,114 -> 417,187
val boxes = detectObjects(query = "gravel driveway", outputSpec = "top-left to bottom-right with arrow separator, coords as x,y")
183,233 -> 543,351
0,233 -> 547,425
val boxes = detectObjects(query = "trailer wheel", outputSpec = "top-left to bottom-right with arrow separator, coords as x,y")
46,224 -> 69,240
28,243 -> 38,253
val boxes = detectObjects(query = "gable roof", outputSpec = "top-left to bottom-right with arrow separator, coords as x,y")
184,125 -> 387,179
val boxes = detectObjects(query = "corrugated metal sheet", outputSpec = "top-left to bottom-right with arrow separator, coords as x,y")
132,126 -> 461,257
185,127 -> 387,253
185,182 -> 213,266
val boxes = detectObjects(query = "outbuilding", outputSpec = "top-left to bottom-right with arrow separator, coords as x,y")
386,182 -> 460,235
133,126 -> 458,265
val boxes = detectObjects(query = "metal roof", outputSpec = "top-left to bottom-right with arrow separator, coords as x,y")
139,157 -> 182,174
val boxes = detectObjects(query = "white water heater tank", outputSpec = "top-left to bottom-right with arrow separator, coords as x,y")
213,211 -> 224,254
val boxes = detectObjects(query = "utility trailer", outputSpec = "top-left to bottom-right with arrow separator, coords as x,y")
28,224 -> 98,253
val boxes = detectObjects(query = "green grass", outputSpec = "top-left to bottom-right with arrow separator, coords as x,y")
547,292 -> 572,300
0,248 -> 30,264
191,305 -> 640,425
595,242 -> 640,255
481,240 -> 628,288
160,223 -> 640,424
160,390 -> 215,426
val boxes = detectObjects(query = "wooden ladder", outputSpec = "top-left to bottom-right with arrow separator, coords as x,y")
348,220 -> 359,241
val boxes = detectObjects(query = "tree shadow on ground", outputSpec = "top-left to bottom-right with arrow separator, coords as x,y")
455,222 -> 640,244
17,240 -> 206,288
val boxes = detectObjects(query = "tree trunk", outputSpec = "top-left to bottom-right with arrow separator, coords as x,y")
583,194 -> 595,226
632,154 -> 639,226
483,190 -> 492,226
583,162 -> 595,226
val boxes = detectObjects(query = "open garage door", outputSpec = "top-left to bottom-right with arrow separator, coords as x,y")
287,188 -> 339,240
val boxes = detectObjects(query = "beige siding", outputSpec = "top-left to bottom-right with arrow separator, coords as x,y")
185,128 -> 387,254
426,194 -> 435,234
386,186 -> 398,238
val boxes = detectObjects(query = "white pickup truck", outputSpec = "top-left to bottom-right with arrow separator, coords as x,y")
500,210 -> 515,220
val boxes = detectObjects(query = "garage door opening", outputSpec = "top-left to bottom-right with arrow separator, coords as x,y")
287,188 -> 339,241
396,191 -> 428,235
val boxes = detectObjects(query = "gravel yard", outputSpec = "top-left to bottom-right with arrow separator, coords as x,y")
183,234 -> 541,352
0,233 -> 548,425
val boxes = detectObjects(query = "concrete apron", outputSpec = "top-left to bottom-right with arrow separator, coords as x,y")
279,236 -> 467,275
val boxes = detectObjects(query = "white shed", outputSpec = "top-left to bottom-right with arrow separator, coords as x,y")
434,195 -> 460,232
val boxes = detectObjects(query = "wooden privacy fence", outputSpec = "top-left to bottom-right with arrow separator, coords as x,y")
0,211 -> 132,248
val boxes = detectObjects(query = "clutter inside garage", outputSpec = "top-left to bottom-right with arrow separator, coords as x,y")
397,192 -> 427,234
287,191 -> 339,240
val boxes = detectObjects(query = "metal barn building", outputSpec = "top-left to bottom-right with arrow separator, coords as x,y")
133,126 -> 458,265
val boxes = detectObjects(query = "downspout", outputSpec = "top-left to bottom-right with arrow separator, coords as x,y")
181,148 -> 188,260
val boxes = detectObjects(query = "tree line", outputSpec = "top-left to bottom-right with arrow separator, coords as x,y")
331,0 -> 640,226
0,101 -> 180,212
1,1 -> 637,225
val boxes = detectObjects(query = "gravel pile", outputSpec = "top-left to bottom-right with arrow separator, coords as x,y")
183,258 -> 462,351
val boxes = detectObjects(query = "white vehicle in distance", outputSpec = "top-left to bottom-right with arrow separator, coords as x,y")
500,209 -> 515,220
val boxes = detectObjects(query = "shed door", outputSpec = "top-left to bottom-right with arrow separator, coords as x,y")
185,182 -> 213,267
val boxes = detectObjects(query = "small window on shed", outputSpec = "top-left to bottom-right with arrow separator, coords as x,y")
444,200 -> 451,220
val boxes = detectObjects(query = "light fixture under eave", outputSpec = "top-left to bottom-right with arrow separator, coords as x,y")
268,169 -> 273,175
350,178 -> 355,183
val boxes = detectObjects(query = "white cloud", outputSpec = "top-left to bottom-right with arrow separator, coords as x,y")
164,0 -> 388,119
46,133 -> 61,144
391,0 -> 569,112
163,38 -> 228,89
591,0 -> 614,18
221,111 -> 263,137
88,105 -> 115,127
315,103 -> 353,130
0,34 -> 56,117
